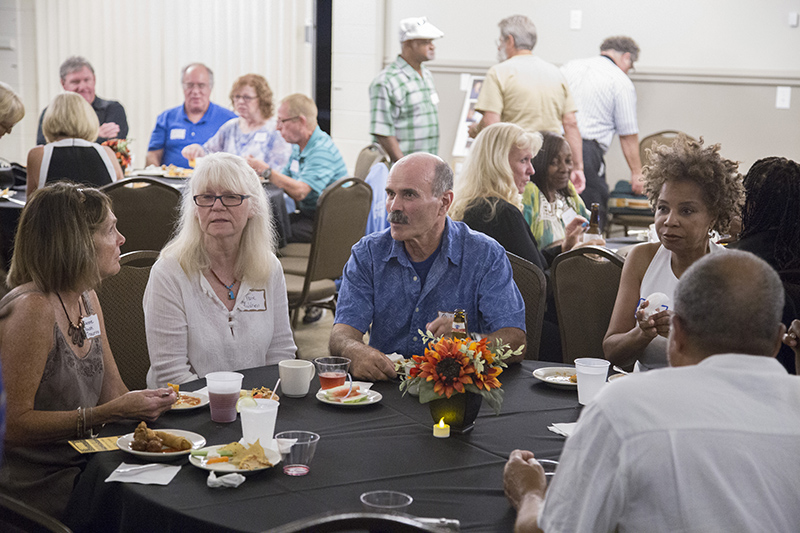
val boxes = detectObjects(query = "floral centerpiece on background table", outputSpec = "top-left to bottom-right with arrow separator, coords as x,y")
399,330 -> 523,428
101,138 -> 132,173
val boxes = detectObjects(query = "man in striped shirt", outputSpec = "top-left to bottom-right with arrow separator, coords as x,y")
369,17 -> 443,163
561,37 -> 643,230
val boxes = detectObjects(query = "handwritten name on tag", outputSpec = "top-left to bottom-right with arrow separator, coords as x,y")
83,314 -> 101,339
254,132 -> 268,142
430,92 -> 440,106
170,128 -> 186,140
240,289 -> 267,311
290,160 -> 300,174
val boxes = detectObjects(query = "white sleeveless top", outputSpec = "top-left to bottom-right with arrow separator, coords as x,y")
638,241 -> 725,368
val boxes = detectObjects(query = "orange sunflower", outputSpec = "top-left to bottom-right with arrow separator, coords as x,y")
413,337 -> 475,398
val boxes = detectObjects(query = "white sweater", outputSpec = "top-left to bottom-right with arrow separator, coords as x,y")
144,255 -> 296,388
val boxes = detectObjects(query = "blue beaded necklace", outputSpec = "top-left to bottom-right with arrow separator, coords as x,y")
210,269 -> 237,300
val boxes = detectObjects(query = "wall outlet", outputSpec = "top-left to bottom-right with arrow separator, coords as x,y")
776,86 -> 791,109
570,10 -> 582,30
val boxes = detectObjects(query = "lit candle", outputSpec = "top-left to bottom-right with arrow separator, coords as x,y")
433,417 -> 450,438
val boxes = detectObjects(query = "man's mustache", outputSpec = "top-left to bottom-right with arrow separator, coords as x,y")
388,211 -> 408,224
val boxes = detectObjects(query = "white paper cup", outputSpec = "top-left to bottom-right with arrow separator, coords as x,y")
240,399 -> 279,446
279,360 -> 316,398
574,358 -> 610,405
206,371 -> 244,423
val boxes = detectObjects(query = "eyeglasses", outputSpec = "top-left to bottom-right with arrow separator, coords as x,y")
232,95 -> 257,102
276,116 -> 300,126
183,82 -> 210,91
193,194 -> 251,207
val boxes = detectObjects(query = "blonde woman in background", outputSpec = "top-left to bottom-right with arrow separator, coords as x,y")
0,81 -> 25,139
26,92 -> 123,197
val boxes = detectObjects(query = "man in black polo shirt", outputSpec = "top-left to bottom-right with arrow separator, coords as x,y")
35,56 -> 128,145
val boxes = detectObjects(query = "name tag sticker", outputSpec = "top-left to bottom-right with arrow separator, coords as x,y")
561,207 -> 578,226
170,128 -> 186,140
290,160 -> 300,174
430,92 -> 440,106
240,290 -> 267,311
254,132 -> 268,142
83,314 -> 101,339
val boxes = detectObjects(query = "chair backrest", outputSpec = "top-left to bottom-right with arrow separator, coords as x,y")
100,177 -> 181,254
0,492 -> 73,533
353,143 -> 390,180
304,177 -> 372,285
269,512 -> 439,533
639,130 -> 696,166
96,250 -> 160,390
551,246 -> 624,364
507,252 -> 546,361
364,161 -> 389,235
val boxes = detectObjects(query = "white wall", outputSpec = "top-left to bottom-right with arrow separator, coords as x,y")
0,0 -> 315,167
331,0 -> 800,178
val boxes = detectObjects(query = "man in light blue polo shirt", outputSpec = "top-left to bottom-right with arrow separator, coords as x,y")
146,63 -> 236,168
268,93 -> 348,243
330,153 -> 526,381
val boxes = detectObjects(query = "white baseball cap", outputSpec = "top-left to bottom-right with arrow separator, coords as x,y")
399,17 -> 444,43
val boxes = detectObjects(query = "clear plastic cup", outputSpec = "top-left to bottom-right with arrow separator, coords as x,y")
275,431 -> 320,476
360,490 -> 413,514
313,357 -> 351,390
574,358 -> 610,405
206,371 -> 244,423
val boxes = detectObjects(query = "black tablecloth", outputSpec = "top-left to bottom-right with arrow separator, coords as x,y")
65,361 -> 580,532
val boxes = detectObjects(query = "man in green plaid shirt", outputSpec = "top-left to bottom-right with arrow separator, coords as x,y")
369,17 -> 443,163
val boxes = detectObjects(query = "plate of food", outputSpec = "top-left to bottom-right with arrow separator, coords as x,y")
315,382 -> 382,407
171,391 -> 209,410
532,367 -> 578,389
189,441 -> 280,473
117,422 -> 206,461
167,383 -> 209,411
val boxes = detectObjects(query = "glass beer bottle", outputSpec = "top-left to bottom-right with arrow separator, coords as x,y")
583,202 -> 602,242
451,309 -> 468,340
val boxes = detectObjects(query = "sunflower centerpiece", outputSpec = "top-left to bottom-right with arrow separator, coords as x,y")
400,329 -> 523,431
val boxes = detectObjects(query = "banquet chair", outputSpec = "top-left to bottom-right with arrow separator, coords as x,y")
507,252 -> 546,361
269,512 -> 440,533
96,250 -> 159,390
0,492 -> 73,533
551,246 -> 624,364
284,177 -> 372,328
100,177 -> 181,254
353,142 -> 390,180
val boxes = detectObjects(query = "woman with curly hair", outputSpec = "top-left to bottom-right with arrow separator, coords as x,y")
182,73 -> 291,176
603,135 -> 744,369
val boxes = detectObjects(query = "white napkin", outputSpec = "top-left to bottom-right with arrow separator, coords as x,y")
276,438 -> 298,454
207,471 -> 246,488
547,423 -> 577,438
106,462 -> 181,484
386,352 -> 405,364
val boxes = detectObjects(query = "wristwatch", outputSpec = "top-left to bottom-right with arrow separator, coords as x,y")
261,167 -> 272,180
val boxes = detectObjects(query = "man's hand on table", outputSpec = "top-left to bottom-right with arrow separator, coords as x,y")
350,348 -> 397,381
504,449 -> 547,533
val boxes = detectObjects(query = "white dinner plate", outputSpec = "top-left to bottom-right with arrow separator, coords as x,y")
315,381 -> 381,407
189,444 -> 281,474
532,367 -> 577,389
116,429 -> 206,461
170,392 -> 209,411
607,373 -> 627,383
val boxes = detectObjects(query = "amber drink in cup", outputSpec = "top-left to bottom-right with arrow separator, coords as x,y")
313,357 -> 351,390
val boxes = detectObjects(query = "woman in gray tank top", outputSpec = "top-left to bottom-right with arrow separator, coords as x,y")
0,183 -> 177,519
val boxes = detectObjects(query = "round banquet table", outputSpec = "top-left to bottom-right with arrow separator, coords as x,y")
64,360 -> 581,532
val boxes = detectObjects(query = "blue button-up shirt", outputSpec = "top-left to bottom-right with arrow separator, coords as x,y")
148,102 -> 237,167
335,218 -> 526,357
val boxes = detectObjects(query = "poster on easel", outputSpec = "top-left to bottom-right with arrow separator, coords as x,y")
452,75 -> 484,165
